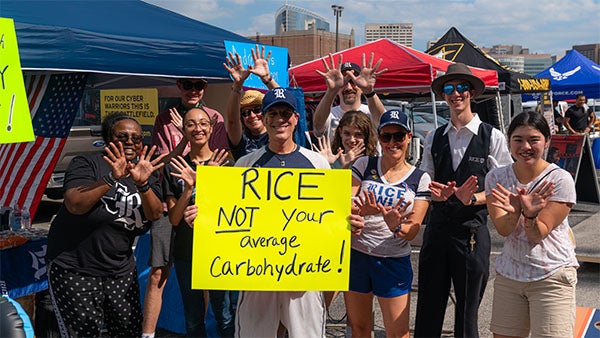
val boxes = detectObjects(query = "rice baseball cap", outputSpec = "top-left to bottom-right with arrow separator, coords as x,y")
378,109 -> 411,132
262,87 -> 297,113
341,62 -> 361,74
240,90 -> 264,109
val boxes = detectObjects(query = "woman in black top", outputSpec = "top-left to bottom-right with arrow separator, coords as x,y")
46,112 -> 164,337
164,107 -> 233,337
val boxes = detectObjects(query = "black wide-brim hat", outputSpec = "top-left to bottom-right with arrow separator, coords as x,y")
431,62 -> 485,98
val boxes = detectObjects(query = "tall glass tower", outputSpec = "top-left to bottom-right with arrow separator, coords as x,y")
275,4 -> 330,34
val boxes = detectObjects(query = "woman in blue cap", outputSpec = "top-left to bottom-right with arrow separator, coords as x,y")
348,109 -> 431,337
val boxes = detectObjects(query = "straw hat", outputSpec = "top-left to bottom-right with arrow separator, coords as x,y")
240,90 -> 264,109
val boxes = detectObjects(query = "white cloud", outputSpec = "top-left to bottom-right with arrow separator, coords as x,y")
145,0 -> 600,57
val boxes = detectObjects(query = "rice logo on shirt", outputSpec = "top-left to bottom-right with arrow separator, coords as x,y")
468,156 -> 485,164
101,182 -> 146,230
365,181 -> 414,207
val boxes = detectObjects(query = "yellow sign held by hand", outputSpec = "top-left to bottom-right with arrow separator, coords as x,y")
192,166 -> 351,291
0,18 -> 34,144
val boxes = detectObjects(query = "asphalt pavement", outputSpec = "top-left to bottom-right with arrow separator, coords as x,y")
33,197 -> 600,338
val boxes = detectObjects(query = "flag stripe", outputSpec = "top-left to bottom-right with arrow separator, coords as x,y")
0,73 -> 87,219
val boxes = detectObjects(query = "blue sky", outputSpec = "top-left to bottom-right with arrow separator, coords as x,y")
144,0 -> 600,58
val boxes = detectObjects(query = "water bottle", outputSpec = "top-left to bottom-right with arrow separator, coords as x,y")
21,206 -> 31,230
11,204 -> 22,231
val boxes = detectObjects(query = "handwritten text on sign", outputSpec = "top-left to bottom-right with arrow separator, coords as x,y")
192,166 -> 351,291
0,18 -> 34,144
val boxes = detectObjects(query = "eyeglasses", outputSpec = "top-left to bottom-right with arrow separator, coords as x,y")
114,132 -> 144,144
265,110 -> 294,120
442,83 -> 471,95
184,120 -> 212,129
241,107 -> 262,117
379,131 -> 406,143
181,80 -> 206,91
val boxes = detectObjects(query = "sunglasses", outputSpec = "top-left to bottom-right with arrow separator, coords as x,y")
379,131 -> 407,143
442,83 -> 471,95
114,132 -> 144,144
265,110 -> 294,120
241,107 -> 262,117
181,80 -> 206,91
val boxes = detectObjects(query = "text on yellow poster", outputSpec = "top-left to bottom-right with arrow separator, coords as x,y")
191,166 -> 351,291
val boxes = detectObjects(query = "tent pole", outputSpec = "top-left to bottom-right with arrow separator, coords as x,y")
431,90 -> 438,129
496,91 -> 505,134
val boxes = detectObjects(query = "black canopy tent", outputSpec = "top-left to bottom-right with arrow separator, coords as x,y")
426,27 -> 551,130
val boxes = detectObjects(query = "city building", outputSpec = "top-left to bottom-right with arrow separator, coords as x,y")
249,29 -> 355,66
426,38 -> 440,50
248,4 -> 355,66
275,4 -> 329,34
479,44 -> 553,76
365,23 -> 413,47
572,44 -> 600,64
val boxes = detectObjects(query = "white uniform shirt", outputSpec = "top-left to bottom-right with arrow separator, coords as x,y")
420,114 -> 513,178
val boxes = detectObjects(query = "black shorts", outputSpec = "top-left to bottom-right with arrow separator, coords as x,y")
148,213 -> 174,268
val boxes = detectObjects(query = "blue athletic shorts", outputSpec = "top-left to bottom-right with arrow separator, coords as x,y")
349,249 -> 412,298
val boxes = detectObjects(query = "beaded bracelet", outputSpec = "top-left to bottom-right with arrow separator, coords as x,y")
521,210 -> 538,220
262,75 -> 272,85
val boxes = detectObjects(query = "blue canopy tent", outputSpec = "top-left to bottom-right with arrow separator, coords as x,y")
1,0 -> 256,86
1,1 -> 261,335
523,49 -> 600,101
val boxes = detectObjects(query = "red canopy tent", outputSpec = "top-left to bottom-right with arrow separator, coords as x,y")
289,38 -> 499,95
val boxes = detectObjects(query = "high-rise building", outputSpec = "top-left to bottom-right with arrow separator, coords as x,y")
275,4 -> 329,34
572,44 -> 600,64
250,4 -> 354,66
365,23 -> 413,47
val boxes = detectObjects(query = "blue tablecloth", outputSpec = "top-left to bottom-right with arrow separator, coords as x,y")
0,237 -> 48,299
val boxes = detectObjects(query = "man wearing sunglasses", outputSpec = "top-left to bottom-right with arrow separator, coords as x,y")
142,77 -> 229,338
224,46 -> 279,160
152,78 -> 228,158
415,63 -> 512,338
312,53 -> 387,142
234,87 -> 365,337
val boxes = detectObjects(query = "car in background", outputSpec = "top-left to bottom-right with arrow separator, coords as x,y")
44,87 -> 180,200
383,100 -> 449,165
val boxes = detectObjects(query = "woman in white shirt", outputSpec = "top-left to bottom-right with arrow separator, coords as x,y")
485,110 -> 578,338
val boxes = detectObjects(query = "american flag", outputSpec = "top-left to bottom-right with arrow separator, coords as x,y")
0,73 -> 87,219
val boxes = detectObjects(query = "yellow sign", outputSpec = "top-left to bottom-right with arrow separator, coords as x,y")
0,18 -> 34,144
192,166 -> 351,291
100,88 -> 158,126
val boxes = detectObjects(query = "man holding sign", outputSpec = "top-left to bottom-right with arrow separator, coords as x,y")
231,88 -> 364,337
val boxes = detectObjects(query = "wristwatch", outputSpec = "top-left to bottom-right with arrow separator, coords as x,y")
470,195 -> 477,206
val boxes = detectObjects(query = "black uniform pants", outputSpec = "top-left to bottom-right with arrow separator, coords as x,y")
414,221 -> 491,338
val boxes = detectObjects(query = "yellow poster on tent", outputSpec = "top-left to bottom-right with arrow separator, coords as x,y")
100,88 -> 158,126
191,166 -> 352,291
0,18 -> 34,144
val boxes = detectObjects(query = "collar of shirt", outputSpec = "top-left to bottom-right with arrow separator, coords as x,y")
443,113 -> 481,136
